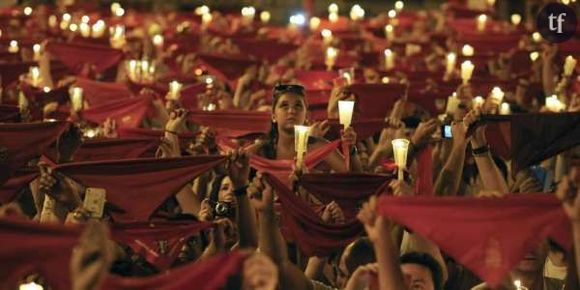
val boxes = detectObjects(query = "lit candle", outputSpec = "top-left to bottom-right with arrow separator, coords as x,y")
338,100 -> 355,128
168,80 -> 182,100
109,25 -> 126,49
33,44 -> 42,61
532,32 -> 542,43
69,23 -> 78,33
329,12 -> 339,23
395,1 -> 404,12
381,76 -> 390,84
490,86 -> 505,103
43,87 -> 51,93
460,60 -> 475,84
563,55 -> 577,76
23,6 -> 33,16
260,11 -> 271,23
350,4 -> 365,21
127,60 -> 138,81
384,49 -> 395,70
446,92 -> 460,113
473,96 -> 484,109
309,17 -> 321,30
546,95 -> 565,112
202,13 -> 213,27
241,6 -> 256,24
328,3 -> 339,14
476,14 -> 487,32
325,47 -> 339,71
391,138 -> 410,181
60,13 -> 71,30
80,22 -> 91,38
511,14 -> 522,26
111,2 -> 121,14
294,125 -> 311,169
514,280 -> 522,290
462,44 -> 474,57
446,52 -> 457,75
388,9 -> 397,19
91,20 -> 106,38
195,5 -> 210,16
384,24 -> 394,41
29,66 -> 41,87
529,51 -> 539,62
499,102 -> 510,115
19,282 -> 43,290
8,40 -> 19,53
70,87 -> 84,112
152,34 -> 164,48
48,15 -> 58,28
113,7 -> 125,17
321,29 -> 333,45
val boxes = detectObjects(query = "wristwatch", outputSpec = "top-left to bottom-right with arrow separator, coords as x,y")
472,144 -> 490,156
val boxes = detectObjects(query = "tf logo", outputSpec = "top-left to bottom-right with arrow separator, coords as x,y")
536,3 -> 577,43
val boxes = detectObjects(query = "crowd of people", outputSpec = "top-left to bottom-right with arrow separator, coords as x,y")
0,0 -> 579,289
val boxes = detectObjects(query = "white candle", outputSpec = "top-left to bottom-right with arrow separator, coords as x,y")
473,96 -> 485,109
309,17 -> 321,30
388,9 -> 397,19
23,7 -> 33,16
241,6 -> 256,23
395,1 -> 404,12
446,52 -> 457,75
446,92 -> 460,113
328,3 -> 339,14
476,14 -> 487,32
563,55 -> 577,76
202,13 -> 213,26
33,44 -> 42,61
48,15 -> 58,28
546,95 -> 565,112
391,139 -> 410,181
113,7 -> 125,17
8,40 -> 19,53
91,20 -> 106,38
384,24 -> 394,41
294,125 -> 311,168
152,34 -> 164,48
168,80 -> 182,100
499,102 -> 510,115
260,11 -> 271,23
19,282 -> 43,290
350,4 -> 365,21
111,2 -> 121,14
532,32 -> 541,43
462,44 -> 474,57
490,86 -> 505,104
514,280 -> 522,290
381,76 -> 390,84
329,12 -> 339,23
321,29 -> 333,45
70,87 -> 84,112
338,100 -> 355,128
80,22 -> 91,38
529,51 -> 539,62
511,14 -> 522,26
460,60 -> 475,84
325,47 -> 339,71
127,60 -> 138,81
384,49 -> 395,70
30,66 -> 41,87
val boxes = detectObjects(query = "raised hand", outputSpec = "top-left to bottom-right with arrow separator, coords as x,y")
357,196 -> 391,243
228,149 -> 250,190
389,180 -> 414,196
410,119 -> 438,147
165,108 -> 188,134
242,252 -> 279,290
70,221 -> 113,290
310,119 -> 330,139
321,201 -> 346,224
248,173 -> 274,213
556,175 -> 580,223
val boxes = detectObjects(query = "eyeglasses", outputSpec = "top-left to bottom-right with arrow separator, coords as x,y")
273,84 -> 305,96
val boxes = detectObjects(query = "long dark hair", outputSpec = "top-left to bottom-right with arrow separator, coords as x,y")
262,84 -> 307,159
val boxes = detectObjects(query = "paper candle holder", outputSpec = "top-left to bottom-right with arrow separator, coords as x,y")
392,138 -> 410,181
338,100 -> 355,128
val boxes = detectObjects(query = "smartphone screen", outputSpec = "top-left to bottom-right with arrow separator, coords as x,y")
442,125 -> 452,139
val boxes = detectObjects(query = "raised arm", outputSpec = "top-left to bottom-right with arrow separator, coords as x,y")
434,122 -> 468,196
556,174 -> 580,281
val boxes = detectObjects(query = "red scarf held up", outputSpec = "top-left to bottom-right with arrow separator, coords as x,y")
233,38 -> 298,63
0,168 -> 38,203
80,95 -> 152,128
263,172 -> 364,257
346,83 -> 407,120
249,140 -> 341,188
414,145 -> 434,196
75,77 -> 133,107
197,53 -> 259,82
0,121 -> 69,172
54,156 -> 226,222
189,110 -> 271,138
72,138 -> 161,161
103,251 -> 248,290
45,41 -> 123,75
110,220 -> 213,271
376,194 -> 572,287
298,173 -> 391,219
0,218 -> 81,290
